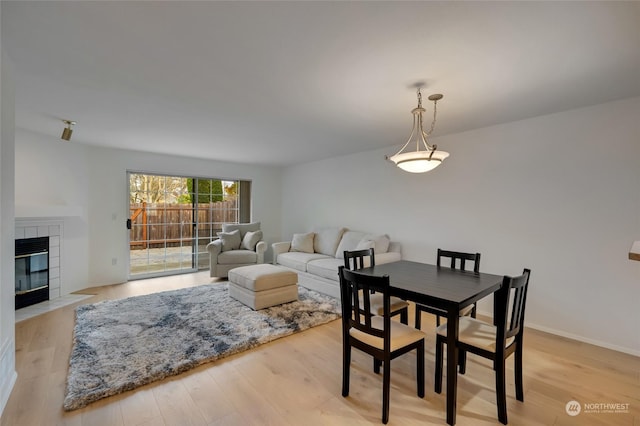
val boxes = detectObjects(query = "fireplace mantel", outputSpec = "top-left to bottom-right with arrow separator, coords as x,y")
15,205 -> 83,219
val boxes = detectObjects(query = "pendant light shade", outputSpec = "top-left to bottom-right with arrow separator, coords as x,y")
390,150 -> 449,173
387,90 -> 448,173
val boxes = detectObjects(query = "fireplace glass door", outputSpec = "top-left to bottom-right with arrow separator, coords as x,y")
15,252 -> 48,293
15,237 -> 49,309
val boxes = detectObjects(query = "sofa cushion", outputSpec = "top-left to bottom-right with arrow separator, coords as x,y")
363,233 -> 391,254
306,258 -> 344,282
217,249 -> 258,264
313,227 -> 346,256
241,230 -> 263,251
222,222 -> 261,239
217,229 -> 241,252
277,251 -> 330,272
334,231 -> 367,258
291,232 -> 315,253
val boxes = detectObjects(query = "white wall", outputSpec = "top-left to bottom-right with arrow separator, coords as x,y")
0,41 -> 18,413
84,146 -> 282,286
14,130 -> 90,294
282,97 -> 640,356
14,133 -> 283,289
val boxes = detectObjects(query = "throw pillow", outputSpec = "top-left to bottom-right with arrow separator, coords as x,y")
217,229 -> 241,252
334,231 -> 367,258
241,230 -> 263,251
362,234 -> 391,253
290,232 -> 315,253
313,227 -> 347,256
355,239 -> 375,251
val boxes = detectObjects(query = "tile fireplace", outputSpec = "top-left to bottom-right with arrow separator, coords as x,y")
14,220 -> 62,307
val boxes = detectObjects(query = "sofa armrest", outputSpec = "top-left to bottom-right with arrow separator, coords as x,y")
206,239 -> 223,263
388,241 -> 402,254
272,241 -> 291,264
375,242 -> 401,265
255,241 -> 266,263
375,251 -> 402,265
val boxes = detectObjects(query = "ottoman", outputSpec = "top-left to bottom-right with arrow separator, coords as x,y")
228,264 -> 298,310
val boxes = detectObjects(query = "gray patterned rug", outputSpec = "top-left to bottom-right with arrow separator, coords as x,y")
64,283 -> 340,411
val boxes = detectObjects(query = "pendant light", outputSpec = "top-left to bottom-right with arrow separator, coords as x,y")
386,89 -> 448,173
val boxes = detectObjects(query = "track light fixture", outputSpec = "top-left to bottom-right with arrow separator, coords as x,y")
61,120 -> 76,141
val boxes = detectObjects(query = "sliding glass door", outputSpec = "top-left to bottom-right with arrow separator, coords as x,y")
127,172 -> 247,279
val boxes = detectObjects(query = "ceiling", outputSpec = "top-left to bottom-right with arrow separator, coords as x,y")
3,1 -> 640,167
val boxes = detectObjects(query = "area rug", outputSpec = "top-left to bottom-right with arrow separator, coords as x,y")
64,283 -> 341,411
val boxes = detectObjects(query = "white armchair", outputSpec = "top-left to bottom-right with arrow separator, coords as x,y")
207,222 -> 266,278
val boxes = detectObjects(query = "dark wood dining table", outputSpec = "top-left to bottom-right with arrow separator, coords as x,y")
357,260 -> 504,425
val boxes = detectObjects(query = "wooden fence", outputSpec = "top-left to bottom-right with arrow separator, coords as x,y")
129,201 -> 238,249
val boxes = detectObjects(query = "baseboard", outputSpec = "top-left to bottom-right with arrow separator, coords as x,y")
525,322 -> 640,358
0,338 -> 17,416
477,309 -> 640,357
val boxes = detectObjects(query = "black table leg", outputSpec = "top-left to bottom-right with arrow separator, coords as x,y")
446,306 -> 459,425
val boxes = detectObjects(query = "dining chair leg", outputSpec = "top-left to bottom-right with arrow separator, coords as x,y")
415,308 -> 422,329
417,340 -> 425,398
458,349 -> 467,374
374,358 -> 382,374
515,344 -> 524,402
382,360 -> 391,424
434,336 -> 443,394
342,345 -> 351,397
495,359 -> 508,424
400,307 -> 408,325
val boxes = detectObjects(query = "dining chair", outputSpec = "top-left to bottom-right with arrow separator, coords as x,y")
415,249 -> 481,329
434,268 -> 531,425
338,266 -> 426,424
343,248 -> 409,325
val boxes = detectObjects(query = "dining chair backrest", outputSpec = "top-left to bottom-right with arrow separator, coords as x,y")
418,249 -> 483,330
339,266 -> 391,348
343,248 -> 375,270
437,249 -> 481,273
344,248 -> 409,325
494,269 -> 531,350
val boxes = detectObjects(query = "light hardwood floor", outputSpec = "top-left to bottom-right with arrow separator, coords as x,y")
2,271 -> 638,426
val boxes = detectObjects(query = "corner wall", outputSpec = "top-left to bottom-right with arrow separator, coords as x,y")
282,97 -> 640,355
0,32 -> 18,414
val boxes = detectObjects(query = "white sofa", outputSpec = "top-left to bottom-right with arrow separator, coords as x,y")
272,227 -> 401,298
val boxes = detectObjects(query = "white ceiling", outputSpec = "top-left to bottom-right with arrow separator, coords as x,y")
3,1 -> 640,167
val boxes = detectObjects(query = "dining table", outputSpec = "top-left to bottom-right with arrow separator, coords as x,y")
356,260 -> 504,425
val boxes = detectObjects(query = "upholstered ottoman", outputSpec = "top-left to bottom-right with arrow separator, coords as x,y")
228,264 -> 298,310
